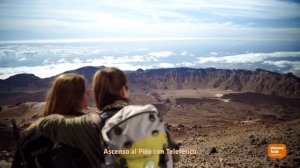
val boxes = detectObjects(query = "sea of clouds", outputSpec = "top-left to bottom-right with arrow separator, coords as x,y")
0,42 -> 299,79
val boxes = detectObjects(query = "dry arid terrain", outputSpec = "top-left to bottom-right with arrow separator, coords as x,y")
171,119 -> 300,168
1,88 -> 300,167
0,67 -> 300,167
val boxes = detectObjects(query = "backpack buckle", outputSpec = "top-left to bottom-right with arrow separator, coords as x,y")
100,112 -> 108,119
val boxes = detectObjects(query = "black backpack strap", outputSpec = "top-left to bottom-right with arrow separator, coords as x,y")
98,110 -> 120,145
99,112 -> 109,124
98,109 -> 121,166
99,109 -> 120,129
11,119 -> 27,168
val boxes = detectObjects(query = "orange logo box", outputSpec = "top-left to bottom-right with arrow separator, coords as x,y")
268,144 -> 286,159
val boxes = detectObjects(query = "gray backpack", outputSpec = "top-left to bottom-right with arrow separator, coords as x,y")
101,104 -> 173,168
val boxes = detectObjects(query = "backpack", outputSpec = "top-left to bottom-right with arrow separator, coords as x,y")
11,122 -> 53,168
11,119 -> 91,168
100,104 -> 174,168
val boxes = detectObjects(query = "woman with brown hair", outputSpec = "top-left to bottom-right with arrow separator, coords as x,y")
44,74 -> 90,168
12,73 -> 90,168
44,73 -> 88,116
93,67 -> 129,111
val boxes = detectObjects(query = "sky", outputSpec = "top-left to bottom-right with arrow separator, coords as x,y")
0,0 -> 300,79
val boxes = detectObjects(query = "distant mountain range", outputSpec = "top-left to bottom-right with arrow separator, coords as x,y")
128,68 -> 300,95
0,66 -> 299,98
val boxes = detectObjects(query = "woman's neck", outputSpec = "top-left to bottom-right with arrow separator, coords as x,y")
102,99 -> 129,112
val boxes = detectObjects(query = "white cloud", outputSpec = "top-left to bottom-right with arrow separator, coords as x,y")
101,55 -> 146,63
57,58 -> 68,63
0,45 -> 183,77
1,45 -> 300,79
158,63 -> 175,68
0,63 -> 80,79
18,57 -> 27,61
180,52 -> 188,56
43,59 -> 50,64
209,52 -> 219,56
0,45 -> 104,60
263,60 -> 300,70
158,0 -> 300,19
0,60 -> 154,79
73,58 -> 82,64
0,0 -> 300,43
175,62 -> 196,67
137,48 -> 149,51
195,51 -> 300,75
197,52 -> 300,64
148,51 -> 174,58
180,51 -> 195,57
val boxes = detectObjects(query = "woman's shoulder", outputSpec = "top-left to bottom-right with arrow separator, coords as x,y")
23,118 -> 44,135
87,112 -> 101,125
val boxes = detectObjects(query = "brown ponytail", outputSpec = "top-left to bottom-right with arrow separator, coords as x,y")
93,67 -> 128,110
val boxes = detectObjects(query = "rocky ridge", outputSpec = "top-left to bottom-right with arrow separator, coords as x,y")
1,67 -> 300,105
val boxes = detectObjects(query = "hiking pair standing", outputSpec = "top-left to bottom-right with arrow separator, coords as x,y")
13,67 -> 179,168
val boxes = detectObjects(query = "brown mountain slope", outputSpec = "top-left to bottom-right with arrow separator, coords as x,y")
127,68 -> 300,95
0,67 -> 300,105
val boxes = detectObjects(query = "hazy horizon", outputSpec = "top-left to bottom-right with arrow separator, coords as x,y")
1,0 -> 300,79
